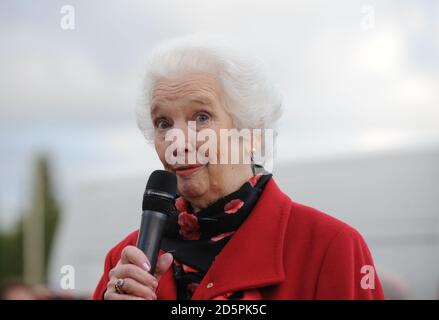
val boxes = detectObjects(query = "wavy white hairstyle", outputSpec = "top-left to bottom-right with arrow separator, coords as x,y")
136,34 -> 283,143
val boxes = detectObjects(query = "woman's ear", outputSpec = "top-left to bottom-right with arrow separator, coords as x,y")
250,129 -> 263,163
241,131 -> 256,165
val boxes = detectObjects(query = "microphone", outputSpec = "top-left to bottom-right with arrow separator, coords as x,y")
136,170 -> 177,274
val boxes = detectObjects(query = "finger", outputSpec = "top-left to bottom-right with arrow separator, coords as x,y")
108,261 -> 122,279
104,291 -> 146,300
106,278 -> 157,300
104,281 -> 145,300
116,278 -> 157,300
112,264 -> 158,290
120,246 -> 151,272
154,252 -> 173,281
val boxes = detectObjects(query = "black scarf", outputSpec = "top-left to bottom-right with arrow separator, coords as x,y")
160,172 -> 272,300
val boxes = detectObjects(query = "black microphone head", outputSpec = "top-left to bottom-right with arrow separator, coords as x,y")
146,170 -> 177,197
142,170 -> 177,212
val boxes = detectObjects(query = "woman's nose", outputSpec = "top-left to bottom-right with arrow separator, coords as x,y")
170,122 -> 197,158
172,143 -> 188,157
172,139 -> 197,157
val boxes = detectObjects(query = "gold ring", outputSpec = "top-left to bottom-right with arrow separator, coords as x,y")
114,278 -> 125,294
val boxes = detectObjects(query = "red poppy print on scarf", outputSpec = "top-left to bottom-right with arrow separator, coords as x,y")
249,174 -> 263,187
210,231 -> 235,242
175,197 -> 189,212
178,212 -> 201,240
182,263 -> 199,273
224,199 -> 244,214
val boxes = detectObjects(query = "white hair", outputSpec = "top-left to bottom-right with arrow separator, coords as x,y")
136,34 -> 283,142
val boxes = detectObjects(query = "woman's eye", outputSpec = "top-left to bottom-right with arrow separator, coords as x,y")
156,118 -> 171,129
195,113 -> 210,123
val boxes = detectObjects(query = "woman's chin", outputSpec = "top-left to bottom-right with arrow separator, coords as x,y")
179,184 -> 206,200
177,171 -> 208,199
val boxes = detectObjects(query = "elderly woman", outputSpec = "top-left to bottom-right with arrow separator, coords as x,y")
93,35 -> 384,300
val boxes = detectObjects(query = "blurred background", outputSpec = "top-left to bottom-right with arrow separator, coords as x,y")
0,0 -> 438,299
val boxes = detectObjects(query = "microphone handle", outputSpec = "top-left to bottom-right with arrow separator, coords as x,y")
136,210 -> 168,274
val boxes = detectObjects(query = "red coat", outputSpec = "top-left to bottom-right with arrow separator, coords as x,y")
93,178 -> 385,300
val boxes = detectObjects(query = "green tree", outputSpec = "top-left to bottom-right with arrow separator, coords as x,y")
0,222 -> 23,281
0,154 -> 60,285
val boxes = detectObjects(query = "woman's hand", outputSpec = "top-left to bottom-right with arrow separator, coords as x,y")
104,246 -> 173,300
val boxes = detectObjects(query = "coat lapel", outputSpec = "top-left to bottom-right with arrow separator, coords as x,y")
191,178 -> 292,300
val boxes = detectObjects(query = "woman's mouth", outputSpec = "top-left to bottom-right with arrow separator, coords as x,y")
173,164 -> 205,177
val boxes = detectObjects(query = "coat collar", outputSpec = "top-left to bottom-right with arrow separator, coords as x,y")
190,178 -> 292,300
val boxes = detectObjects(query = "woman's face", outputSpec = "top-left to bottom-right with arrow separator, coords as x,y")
150,73 -> 253,211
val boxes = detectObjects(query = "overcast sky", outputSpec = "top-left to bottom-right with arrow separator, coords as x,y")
1,0 -> 438,228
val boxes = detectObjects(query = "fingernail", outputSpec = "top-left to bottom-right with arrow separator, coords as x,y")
143,262 -> 150,271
